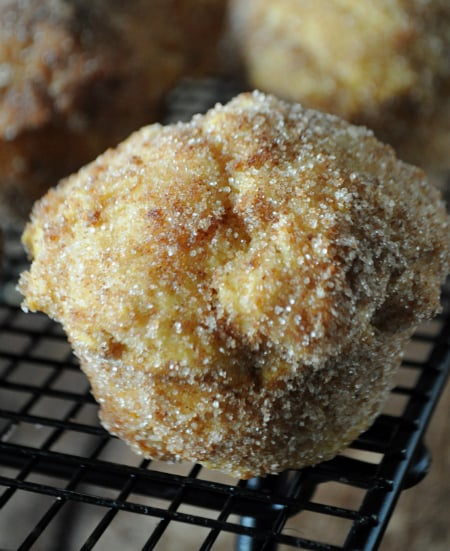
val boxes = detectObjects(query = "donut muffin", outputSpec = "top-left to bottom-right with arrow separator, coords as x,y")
229,0 -> 450,170
19,92 -> 450,479
0,0 -> 227,223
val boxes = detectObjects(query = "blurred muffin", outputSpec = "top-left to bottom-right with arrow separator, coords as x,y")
19,92 -> 450,479
0,0 -> 227,223
229,0 -> 450,170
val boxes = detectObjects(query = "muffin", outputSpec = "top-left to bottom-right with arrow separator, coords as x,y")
19,91 -> 450,479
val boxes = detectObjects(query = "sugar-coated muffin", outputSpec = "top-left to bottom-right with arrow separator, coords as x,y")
0,0 -> 227,223
19,92 -> 450,479
229,0 -> 450,170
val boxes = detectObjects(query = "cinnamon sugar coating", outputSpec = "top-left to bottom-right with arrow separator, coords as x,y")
19,92 -> 450,479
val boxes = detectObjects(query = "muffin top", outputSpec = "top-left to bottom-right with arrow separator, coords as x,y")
20,91 -> 450,380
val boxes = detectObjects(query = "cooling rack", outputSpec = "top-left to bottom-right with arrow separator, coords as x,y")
0,79 -> 449,551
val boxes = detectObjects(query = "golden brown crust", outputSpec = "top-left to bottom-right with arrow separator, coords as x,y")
229,0 -> 450,170
0,0 -> 227,222
19,92 -> 450,478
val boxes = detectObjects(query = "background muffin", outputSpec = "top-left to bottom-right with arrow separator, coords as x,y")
0,0 -> 227,223
229,0 -> 450,171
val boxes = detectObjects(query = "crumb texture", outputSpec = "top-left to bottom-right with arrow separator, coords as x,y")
19,91 -> 450,478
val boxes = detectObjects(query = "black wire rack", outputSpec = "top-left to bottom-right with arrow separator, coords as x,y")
0,79 -> 449,551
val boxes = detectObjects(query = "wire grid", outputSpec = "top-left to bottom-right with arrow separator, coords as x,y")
1,210 -> 449,551
1,79 -> 449,551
